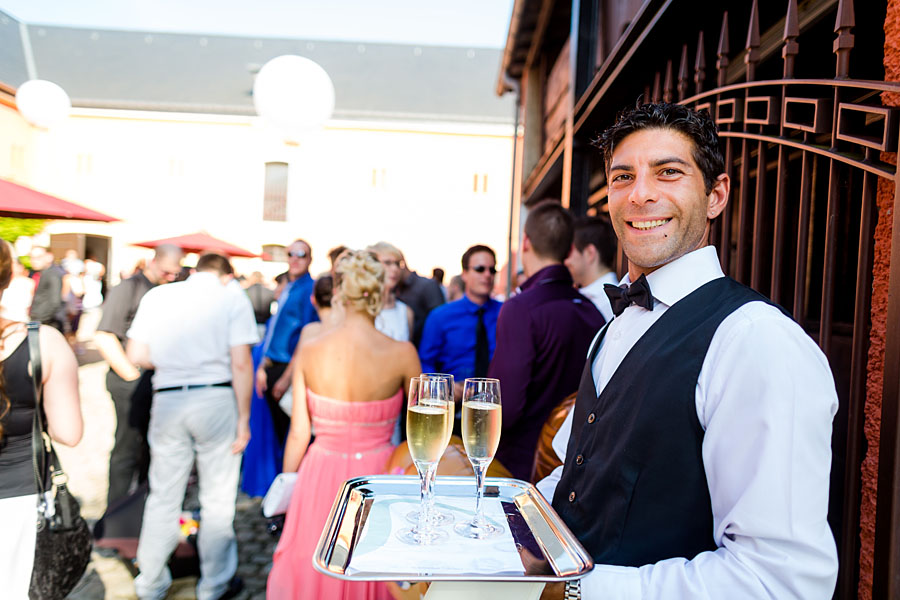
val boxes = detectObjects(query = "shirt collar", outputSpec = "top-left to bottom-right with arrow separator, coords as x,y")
460,294 -> 493,312
187,271 -> 223,286
521,264 -> 572,291
620,245 -> 724,308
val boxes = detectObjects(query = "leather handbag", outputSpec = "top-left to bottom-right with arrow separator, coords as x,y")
27,322 -> 93,600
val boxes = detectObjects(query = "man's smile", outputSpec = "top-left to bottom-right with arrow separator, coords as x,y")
628,218 -> 672,231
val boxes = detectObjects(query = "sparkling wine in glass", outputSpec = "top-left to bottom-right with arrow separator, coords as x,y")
406,373 -> 454,527
454,377 -> 503,539
398,377 -> 452,544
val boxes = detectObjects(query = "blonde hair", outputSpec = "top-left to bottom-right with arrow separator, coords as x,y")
335,250 -> 384,317
365,241 -> 403,262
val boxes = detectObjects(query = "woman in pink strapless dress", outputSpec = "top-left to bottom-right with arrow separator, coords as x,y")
267,250 -> 421,600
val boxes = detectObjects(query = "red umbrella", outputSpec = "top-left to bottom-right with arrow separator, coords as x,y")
0,178 -> 119,221
132,232 -> 258,258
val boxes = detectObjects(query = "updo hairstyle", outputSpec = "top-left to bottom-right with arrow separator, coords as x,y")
313,274 -> 334,308
334,250 -> 384,317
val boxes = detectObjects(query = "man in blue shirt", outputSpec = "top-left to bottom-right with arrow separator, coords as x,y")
419,245 -> 502,431
255,239 -> 318,445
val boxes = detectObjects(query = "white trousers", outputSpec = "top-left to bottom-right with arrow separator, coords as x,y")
134,387 -> 241,600
0,493 -> 37,600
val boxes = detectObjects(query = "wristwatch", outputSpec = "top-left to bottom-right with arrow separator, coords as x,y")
564,580 -> 581,600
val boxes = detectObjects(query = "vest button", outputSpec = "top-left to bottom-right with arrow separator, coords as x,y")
568,491 -> 576,502
587,413 -> 596,424
575,454 -> 584,465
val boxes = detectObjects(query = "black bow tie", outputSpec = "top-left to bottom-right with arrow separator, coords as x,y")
604,274 -> 654,317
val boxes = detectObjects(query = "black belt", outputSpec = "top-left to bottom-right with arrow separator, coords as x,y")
155,381 -> 232,393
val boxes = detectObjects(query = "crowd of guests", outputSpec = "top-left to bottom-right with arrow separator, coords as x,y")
0,102 -> 842,600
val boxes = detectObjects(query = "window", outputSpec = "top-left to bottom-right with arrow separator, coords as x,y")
473,173 -> 488,193
263,162 -> 288,221
262,244 -> 287,262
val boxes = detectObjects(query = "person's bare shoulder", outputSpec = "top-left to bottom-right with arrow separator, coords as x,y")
388,338 -> 420,372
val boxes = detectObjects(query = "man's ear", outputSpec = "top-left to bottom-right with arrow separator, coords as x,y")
522,233 -> 532,253
707,173 -> 730,219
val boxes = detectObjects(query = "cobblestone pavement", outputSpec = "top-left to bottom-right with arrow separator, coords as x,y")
60,350 -> 276,600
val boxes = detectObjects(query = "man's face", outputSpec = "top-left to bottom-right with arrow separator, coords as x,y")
148,256 -> 182,284
287,241 -> 311,278
376,252 -> 402,290
29,249 -> 48,270
606,128 -> 728,279
462,251 -> 496,301
564,245 -> 592,287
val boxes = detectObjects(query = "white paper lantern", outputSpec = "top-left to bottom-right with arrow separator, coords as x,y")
253,55 -> 335,134
15,79 -> 71,129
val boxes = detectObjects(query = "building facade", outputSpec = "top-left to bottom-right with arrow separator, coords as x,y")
0,12 -> 517,281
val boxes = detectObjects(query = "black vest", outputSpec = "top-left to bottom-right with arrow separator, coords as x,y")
551,277 -> 785,567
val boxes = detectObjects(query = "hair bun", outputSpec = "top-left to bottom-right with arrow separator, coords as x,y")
335,250 -> 384,317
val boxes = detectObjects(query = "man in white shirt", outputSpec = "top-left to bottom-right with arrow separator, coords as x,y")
538,103 -> 838,600
564,215 -> 619,322
126,253 -> 259,600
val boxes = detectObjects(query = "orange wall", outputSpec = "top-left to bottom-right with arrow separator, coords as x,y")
858,2 -> 900,597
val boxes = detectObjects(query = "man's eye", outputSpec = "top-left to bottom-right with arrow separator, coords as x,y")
611,173 -> 632,183
660,168 -> 682,176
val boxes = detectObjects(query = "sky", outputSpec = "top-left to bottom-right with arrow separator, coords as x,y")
0,0 -> 515,48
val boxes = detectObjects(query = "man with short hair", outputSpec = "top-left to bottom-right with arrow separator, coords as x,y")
539,103 -> 838,599
419,245 -> 503,427
127,253 -> 258,600
565,216 -> 619,322
488,203 -> 605,480
95,244 -> 184,506
255,239 -> 318,445
28,246 -> 65,331
395,254 -> 445,347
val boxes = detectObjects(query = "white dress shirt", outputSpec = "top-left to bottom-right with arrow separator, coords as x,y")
128,271 -> 260,389
577,270 -> 620,323
537,245 -> 838,600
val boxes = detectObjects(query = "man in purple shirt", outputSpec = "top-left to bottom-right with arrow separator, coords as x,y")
488,202 -> 606,480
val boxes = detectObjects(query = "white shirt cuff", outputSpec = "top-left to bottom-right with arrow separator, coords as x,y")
582,564 -> 641,600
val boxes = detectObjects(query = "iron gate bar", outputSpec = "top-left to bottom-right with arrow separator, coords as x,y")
841,155 -> 876,600
750,137 -> 766,290
793,147 -> 814,323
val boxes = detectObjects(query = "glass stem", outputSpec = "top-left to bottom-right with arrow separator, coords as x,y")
426,463 -> 438,518
473,463 -> 486,527
418,464 -> 431,534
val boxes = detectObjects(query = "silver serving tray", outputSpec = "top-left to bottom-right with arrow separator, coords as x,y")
312,474 -> 594,582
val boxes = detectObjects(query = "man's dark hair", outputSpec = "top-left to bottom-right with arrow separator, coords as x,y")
461,245 -> 496,270
313,274 -> 333,307
196,253 -> 233,276
573,216 -> 617,269
432,268 -> 445,283
595,102 -> 725,194
524,202 -> 574,262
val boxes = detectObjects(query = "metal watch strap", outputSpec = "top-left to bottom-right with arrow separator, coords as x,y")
564,580 -> 581,600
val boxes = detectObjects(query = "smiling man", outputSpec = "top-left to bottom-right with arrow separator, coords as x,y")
538,103 -> 839,600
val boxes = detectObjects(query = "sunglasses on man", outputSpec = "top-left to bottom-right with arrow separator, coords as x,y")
288,250 -> 308,259
470,265 -> 497,275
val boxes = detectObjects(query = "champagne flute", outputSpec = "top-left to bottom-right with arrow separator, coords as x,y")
406,373 -> 454,526
397,376 -> 452,544
454,377 -> 503,539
